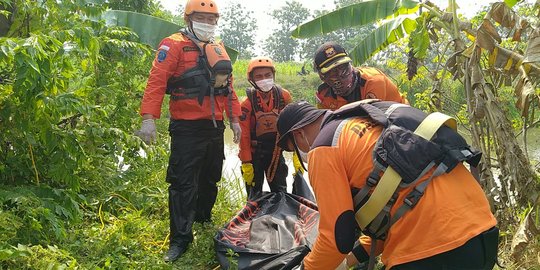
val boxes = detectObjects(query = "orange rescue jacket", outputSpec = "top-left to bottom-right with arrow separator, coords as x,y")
315,67 -> 407,110
238,86 -> 292,162
140,32 -> 241,121
303,118 -> 497,270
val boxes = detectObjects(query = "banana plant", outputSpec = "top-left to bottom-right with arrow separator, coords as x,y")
101,10 -> 239,62
291,0 -> 540,241
291,0 -> 420,66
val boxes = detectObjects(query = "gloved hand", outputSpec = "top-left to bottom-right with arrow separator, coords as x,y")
241,163 -> 255,186
335,259 -> 348,270
231,122 -> 241,144
293,152 -> 304,174
136,118 -> 156,144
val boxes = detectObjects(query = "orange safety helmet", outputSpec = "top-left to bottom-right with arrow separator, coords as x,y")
247,57 -> 276,80
184,0 -> 219,16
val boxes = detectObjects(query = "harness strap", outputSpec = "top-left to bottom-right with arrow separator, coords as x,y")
367,237 -> 377,270
359,112 -> 457,270
352,169 -> 381,210
356,165 -> 401,229
228,91 -> 233,129
356,111 -> 457,229
414,112 -> 457,140
170,87 -> 229,100
210,86 -> 217,127
390,163 -> 448,227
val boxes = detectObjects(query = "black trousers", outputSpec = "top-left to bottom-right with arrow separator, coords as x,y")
246,146 -> 288,200
390,227 -> 499,270
166,120 -> 225,247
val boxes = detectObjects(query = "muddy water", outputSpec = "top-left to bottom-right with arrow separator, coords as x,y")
222,128 -> 302,195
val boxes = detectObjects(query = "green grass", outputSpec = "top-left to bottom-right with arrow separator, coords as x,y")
0,161 -> 245,269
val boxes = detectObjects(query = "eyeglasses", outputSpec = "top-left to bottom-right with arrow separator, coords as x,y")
321,63 -> 352,81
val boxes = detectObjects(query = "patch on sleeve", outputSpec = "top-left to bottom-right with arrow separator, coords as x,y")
156,45 -> 170,63
364,92 -> 378,99
159,45 -> 170,51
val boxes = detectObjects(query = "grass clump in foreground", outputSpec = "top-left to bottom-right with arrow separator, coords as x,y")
0,172 -> 245,269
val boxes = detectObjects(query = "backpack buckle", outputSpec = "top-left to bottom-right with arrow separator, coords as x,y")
404,187 -> 423,208
366,171 -> 380,187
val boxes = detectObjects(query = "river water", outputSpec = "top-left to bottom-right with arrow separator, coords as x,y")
222,128 -> 301,195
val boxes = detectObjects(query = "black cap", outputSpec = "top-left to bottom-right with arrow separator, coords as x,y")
314,41 -> 352,74
276,101 -> 327,150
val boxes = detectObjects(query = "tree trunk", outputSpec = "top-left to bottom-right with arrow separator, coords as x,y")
0,3 -> 14,37
467,49 -> 538,209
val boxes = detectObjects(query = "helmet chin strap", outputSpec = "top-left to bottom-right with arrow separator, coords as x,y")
187,19 -> 204,41
248,79 -> 259,90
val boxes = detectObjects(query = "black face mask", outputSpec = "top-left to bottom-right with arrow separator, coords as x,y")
322,64 -> 355,96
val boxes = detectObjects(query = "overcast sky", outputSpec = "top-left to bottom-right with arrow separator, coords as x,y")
157,0 -> 500,54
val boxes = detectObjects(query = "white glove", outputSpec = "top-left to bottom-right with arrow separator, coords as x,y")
231,122 -> 241,144
335,258 -> 348,270
136,118 -> 157,144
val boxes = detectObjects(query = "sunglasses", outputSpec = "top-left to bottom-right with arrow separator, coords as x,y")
321,63 -> 352,81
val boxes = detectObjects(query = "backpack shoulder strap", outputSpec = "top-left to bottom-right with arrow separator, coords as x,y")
246,88 -> 260,115
355,112 -> 457,229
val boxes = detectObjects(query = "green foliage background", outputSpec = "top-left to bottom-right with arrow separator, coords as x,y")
0,0 -> 538,269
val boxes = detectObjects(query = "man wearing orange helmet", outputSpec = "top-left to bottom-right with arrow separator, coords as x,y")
238,57 -> 300,199
314,41 -> 408,110
136,0 -> 241,262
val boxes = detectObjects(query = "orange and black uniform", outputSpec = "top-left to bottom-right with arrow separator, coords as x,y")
315,67 -> 407,110
140,31 -> 241,247
303,117 -> 497,269
239,87 -> 292,199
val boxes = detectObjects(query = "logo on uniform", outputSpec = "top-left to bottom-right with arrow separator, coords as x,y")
157,44 -> 170,63
157,50 -> 167,63
214,46 -> 222,55
325,46 -> 337,58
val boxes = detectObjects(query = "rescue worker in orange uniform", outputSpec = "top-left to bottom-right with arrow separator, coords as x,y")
136,0 -> 242,262
314,41 -> 407,110
238,57 -> 301,200
276,101 -> 499,270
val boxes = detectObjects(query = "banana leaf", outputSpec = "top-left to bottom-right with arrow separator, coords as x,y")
350,17 -> 417,65
102,10 -> 238,62
290,0 -> 418,38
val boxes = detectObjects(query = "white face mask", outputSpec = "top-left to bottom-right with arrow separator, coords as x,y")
191,21 -> 216,42
256,78 -> 274,92
298,148 -> 308,163
295,132 -> 311,163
